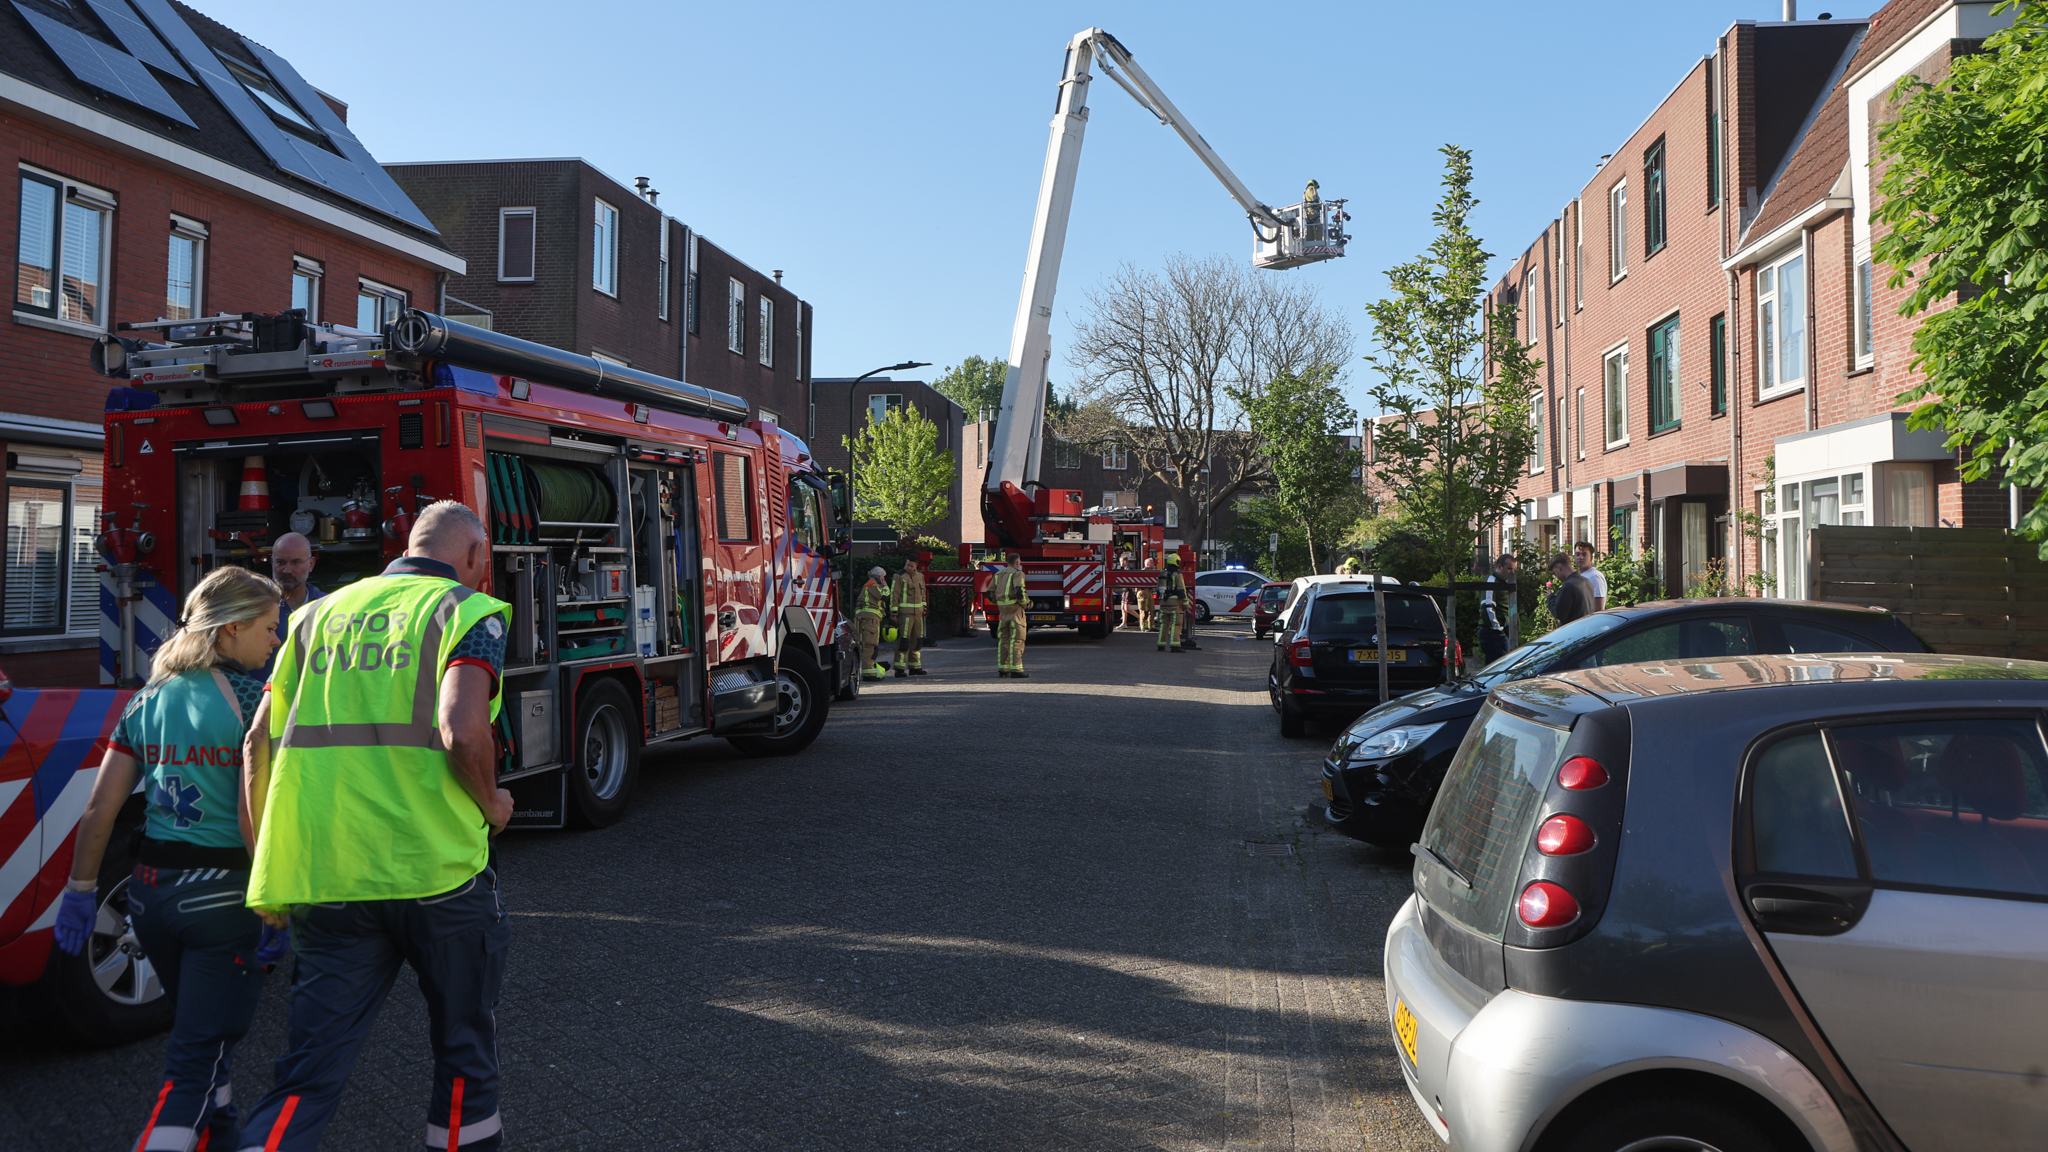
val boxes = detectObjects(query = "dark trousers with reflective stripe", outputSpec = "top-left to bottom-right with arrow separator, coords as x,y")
236,868 -> 508,1152
127,865 -> 268,1152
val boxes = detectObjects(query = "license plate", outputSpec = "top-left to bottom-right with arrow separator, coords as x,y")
1352,648 -> 1407,663
1029,614 -> 1056,622
1322,778 -> 1334,801
1394,998 -> 1418,1066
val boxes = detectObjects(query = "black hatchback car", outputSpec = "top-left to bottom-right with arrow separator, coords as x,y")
1269,578 -> 1448,738
1322,599 -> 1927,848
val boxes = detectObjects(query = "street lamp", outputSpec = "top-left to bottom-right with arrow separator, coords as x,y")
845,360 -> 931,468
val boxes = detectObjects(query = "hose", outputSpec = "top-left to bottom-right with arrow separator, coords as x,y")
522,461 -> 615,525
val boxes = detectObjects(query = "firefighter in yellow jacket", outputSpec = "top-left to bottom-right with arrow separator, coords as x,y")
1156,553 -> 1187,652
890,556 -> 928,677
989,551 -> 1030,678
855,567 -> 889,680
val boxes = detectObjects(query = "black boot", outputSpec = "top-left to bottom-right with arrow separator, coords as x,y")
895,668 -> 908,678
1012,670 -> 1030,679
910,666 -> 928,676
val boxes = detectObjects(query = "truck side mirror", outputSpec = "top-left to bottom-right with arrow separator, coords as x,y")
827,474 -> 851,527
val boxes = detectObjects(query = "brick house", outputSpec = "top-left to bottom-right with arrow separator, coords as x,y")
384,159 -> 813,433
811,376 -> 964,548
2,0 -> 458,684
1488,0 -> 2021,600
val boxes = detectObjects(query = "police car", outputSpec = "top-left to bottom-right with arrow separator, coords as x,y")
1190,568 -> 1271,623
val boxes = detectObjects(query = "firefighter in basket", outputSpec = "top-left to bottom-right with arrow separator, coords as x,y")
1156,554 -> 1187,652
990,551 -> 1030,679
890,556 -> 929,677
856,567 -> 890,680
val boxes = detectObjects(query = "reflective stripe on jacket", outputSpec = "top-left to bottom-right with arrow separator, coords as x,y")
990,568 -> 1029,609
856,580 -> 889,618
250,574 -> 510,906
890,570 -> 926,613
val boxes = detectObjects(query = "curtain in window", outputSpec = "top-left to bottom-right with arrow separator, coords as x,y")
60,201 -> 101,323
17,175 -> 57,310
5,485 -> 66,632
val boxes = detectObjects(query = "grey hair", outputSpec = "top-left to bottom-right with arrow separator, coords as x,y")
148,566 -> 281,685
409,500 -> 487,551
869,567 -> 886,581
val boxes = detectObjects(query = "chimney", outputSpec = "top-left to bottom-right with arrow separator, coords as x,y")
1783,0 -> 1796,19
773,270 -> 784,285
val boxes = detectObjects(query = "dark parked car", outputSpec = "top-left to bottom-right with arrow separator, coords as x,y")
1251,580 -> 1289,639
1323,599 -> 1928,848
1269,577 -> 1448,738
1387,652 -> 2048,1152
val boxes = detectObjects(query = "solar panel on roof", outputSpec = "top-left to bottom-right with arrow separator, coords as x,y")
14,3 -> 195,126
80,0 -> 188,80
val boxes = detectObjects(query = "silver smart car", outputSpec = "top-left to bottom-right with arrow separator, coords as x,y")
1385,652 -> 2048,1152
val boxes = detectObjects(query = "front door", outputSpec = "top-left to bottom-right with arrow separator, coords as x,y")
1741,718 -> 2048,1152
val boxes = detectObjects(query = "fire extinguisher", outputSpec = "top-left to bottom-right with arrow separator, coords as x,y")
383,485 -> 416,543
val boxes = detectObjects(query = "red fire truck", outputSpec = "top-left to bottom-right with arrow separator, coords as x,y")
95,308 -> 858,830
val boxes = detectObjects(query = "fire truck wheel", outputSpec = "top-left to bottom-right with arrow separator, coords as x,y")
1077,619 -> 1107,640
568,678 -> 642,828
729,647 -> 829,758
44,809 -> 174,1046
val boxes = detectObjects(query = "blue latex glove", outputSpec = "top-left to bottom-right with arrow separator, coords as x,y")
53,889 -> 96,956
255,923 -> 289,969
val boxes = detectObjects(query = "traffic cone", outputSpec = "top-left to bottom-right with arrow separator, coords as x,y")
238,456 -> 271,510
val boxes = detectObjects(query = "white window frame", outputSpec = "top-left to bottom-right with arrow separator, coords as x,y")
757,408 -> 779,426
291,255 -> 322,321
1053,439 -> 1082,469
1529,387 -> 1546,474
1573,198 -> 1585,310
1102,444 -> 1128,470
592,198 -> 618,296
2,469 -> 99,638
1608,179 -> 1628,283
1603,343 -> 1630,449
867,393 -> 902,427
167,214 -> 207,324
1554,219 -> 1565,325
355,278 -> 405,333
758,296 -> 773,365
1757,248 -> 1806,398
1164,502 -> 1180,529
727,278 -> 745,354
498,207 -> 536,283
1576,387 -> 1586,461
657,222 -> 670,320
1854,256 -> 1874,367
15,165 -> 114,332
1524,272 -> 1540,344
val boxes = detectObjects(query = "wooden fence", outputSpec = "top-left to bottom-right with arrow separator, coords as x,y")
1807,525 -> 2048,659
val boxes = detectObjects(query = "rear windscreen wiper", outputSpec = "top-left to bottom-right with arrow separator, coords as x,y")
1412,842 -> 1473,889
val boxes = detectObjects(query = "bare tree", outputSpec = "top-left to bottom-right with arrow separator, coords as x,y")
1063,254 -> 1351,547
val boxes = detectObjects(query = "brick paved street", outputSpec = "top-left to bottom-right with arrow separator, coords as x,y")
1,622 -> 1437,1151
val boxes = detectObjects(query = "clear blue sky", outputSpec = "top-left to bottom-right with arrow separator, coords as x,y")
198,0 -> 1873,415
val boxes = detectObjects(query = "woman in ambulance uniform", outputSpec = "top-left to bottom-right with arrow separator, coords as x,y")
56,565 -> 283,1152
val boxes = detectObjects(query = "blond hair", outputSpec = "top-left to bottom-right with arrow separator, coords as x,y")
148,566 -> 281,685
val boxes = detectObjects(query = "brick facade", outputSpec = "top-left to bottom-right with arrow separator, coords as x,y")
813,377 -> 965,548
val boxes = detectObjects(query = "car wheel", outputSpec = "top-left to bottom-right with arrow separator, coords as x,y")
45,813 -> 174,1046
834,652 -> 860,702
1192,600 -> 1212,623
729,646 -> 830,757
1557,1095 -> 1790,1152
568,678 -> 642,828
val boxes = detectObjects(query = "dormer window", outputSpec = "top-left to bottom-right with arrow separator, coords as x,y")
219,54 -> 316,133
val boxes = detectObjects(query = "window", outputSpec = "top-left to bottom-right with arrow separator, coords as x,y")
712,451 -> 753,541
498,207 -> 535,282
1102,444 -> 1127,470
291,256 -> 321,321
1523,274 -> 1540,344
1829,718 -> 2048,896
1529,388 -> 1545,473
1710,313 -> 1728,414
1608,180 -> 1627,281
1856,259 -> 1874,363
592,199 -> 618,295
1164,502 -> 1179,529
685,239 -> 699,335
757,408 -> 779,426
1053,439 -> 1082,469
1581,617 -> 1754,667
1603,346 -> 1629,446
1888,466 -> 1932,527
167,216 -> 206,322
657,223 -> 670,320
1575,388 -> 1586,461
1643,139 -> 1667,256
786,478 -> 823,552
2,471 -> 96,638
1776,619 -> 1888,654
1748,733 -> 1860,879
867,394 -> 902,427
16,170 -> 111,326
355,279 -> 404,333
758,296 -> 773,365
1573,200 -> 1584,310
1707,63 -> 1723,209
727,278 -> 745,354
1758,252 -> 1806,393
1649,314 -> 1680,433
1554,221 -> 1565,324
219,54 -> 316,133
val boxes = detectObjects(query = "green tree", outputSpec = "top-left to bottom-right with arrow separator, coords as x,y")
1239,365 -> 1366,573
1364,146 -> 1542,663
843,405 -> 954,540
1875,2 -> 2048,553
932,355 -> 1008,420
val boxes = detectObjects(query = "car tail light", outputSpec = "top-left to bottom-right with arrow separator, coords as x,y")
1518,881 -> 1579,927
1558,756 -> 1609,790
1289,638 -> 1313,667
1536,814 -> 1596,855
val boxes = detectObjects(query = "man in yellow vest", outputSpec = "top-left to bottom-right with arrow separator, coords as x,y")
237,501 -> 513,1152
1157,553 -> 1188,652
890,556 -> 928,677
989,551 -> 1030,678
855,566 -> 889,679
